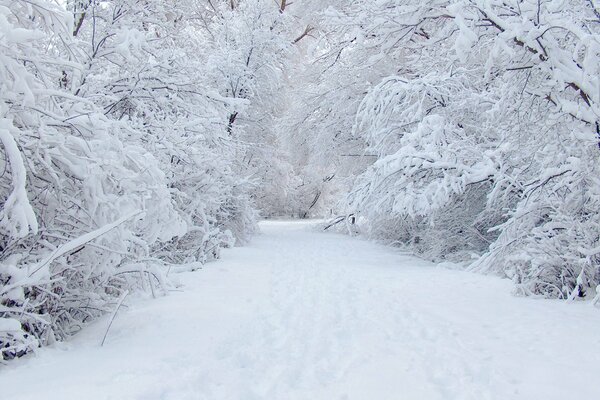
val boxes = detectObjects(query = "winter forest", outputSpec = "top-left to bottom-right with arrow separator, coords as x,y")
1,0 -> 600,398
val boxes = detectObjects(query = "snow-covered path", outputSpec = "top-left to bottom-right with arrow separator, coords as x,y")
3,221 -> 600,400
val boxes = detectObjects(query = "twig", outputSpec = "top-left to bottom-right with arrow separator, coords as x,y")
100,290 -> 129,347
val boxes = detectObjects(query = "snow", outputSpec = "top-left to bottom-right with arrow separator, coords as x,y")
2,220 -> 600,400
0,318 -> 21,332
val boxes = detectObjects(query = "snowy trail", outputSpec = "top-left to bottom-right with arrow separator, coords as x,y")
2,221 -> 600,400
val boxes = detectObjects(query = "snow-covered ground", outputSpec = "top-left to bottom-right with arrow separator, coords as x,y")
2,221 -> 599,400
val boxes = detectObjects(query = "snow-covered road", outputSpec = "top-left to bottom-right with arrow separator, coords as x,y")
3,221 -> 599,400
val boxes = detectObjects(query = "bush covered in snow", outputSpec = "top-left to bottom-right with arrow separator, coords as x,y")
324,0 -> 600,300
0,0 -> 300,361
280,0 -> 600,300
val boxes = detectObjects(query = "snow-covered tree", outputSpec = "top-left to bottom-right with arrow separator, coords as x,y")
0,0 -> 261,361
65,0 -> 258,257
0,0 -> 190,360
334,0 -> 600,299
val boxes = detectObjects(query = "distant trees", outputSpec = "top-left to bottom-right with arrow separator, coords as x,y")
201,0 -> 297,218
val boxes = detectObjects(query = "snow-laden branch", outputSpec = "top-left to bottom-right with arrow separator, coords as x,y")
27,210 -> 144,279
0,120 -> 38,238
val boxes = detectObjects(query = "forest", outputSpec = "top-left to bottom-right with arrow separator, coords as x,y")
1,0 -> 599,386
